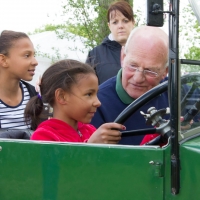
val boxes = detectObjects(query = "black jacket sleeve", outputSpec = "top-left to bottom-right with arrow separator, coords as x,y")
21,80 -> 38,97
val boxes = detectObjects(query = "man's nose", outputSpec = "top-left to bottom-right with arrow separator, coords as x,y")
133,70 -> 145,82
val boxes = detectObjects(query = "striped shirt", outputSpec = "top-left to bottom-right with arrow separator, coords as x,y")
0,81 -> 31,129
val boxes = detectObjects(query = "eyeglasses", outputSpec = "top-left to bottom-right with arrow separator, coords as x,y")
125,65 -> 159,78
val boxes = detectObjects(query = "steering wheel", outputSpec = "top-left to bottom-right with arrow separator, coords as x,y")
114,73 -> 200,145
114,80 -> 168,134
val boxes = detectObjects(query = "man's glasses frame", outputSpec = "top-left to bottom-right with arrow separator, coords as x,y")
125,65 -> 159,78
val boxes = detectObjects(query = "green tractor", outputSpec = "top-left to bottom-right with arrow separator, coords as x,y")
0,0 -> 200,199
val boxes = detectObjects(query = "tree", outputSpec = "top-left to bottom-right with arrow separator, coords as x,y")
180,3 -> 200,72
98,0 -> 133,8
33,0 -> 199,68
54,0 -> 134,51
32,0 -> 135,62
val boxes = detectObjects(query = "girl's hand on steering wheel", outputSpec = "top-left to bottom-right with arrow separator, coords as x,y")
87,123 -> 126,144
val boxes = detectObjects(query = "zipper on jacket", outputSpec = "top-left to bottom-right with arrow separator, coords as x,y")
77,130 -> 82,137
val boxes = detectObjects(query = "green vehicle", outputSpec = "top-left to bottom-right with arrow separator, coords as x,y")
0,0 -> 200,199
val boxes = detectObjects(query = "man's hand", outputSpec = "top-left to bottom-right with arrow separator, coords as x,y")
180,116 -> 193,130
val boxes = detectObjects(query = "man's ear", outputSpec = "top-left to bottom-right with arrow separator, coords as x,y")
55,88 -> 68,105
162,67 -> 169,79
120,46 -> 126,67
0,54 -> 8,68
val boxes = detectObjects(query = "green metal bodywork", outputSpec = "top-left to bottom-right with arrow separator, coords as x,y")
0,136 -> 200,200
1,1 -> 200,199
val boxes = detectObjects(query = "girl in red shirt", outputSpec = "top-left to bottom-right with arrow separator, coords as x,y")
25,59 -> 125,143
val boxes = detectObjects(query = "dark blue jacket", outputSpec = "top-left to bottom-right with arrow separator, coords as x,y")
91,76 -> 169,145
86,36 -> 122,85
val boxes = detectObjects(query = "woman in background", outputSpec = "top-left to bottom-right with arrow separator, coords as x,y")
86,0 -> 135,85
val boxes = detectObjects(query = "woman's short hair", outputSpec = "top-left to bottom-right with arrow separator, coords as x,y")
107,1 -> 134,23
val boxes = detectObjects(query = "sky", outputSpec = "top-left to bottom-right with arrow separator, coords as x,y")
1,0 -> 197,86
0,0 -> 64,33
0,0 -> 192,34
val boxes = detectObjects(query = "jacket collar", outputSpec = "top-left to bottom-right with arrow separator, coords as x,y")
116,69 -> 135,104
102,36 -> 122,49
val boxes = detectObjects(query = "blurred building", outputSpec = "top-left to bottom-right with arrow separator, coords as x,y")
29,31 -> 88,86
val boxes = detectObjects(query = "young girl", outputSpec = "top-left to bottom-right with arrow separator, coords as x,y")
0,30 -> 38,130
25,59 -> 125,144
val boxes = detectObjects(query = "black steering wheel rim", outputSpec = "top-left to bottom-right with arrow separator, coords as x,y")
114,73 -> 200,138
114,80 -> 168,124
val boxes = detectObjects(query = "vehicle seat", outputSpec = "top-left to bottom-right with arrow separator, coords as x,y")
0,129 -> 32,139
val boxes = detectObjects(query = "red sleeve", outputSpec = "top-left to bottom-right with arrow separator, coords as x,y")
140,134 -> 160,145
140,133 -> 168,147
79,123 -> 96,140
31,128 -> 60,141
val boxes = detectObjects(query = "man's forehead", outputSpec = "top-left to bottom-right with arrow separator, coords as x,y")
124,53 -> 166,70
126,38 -> 167,58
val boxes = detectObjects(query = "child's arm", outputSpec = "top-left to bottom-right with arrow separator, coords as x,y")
87,123 -> 126,144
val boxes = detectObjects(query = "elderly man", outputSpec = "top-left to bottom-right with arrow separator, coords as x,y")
91,26 -> 169,145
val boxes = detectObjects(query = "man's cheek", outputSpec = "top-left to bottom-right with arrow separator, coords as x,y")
147,79 -> 159,87
125,73 -> 133,81
122,73 -> 129,85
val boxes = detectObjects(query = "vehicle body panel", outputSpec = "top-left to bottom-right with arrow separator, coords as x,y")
0,140 -> 165,200
0,137 -> 200,200
0,0 -> 200,199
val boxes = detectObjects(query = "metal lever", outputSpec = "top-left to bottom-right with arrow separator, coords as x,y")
140,107 -> 170,127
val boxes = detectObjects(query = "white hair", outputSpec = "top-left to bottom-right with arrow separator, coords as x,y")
124,26 -> 169,68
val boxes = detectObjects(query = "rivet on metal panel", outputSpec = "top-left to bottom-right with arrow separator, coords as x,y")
149,161 -> 155,165
172,187 -> 176,195
171,154 -> 176,159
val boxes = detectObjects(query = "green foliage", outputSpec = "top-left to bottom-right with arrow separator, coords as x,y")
56,0 -> 136,51
179,4 -> 200,57
134,8 -> 145,26
179,3 -> 200,72
31,0 -> 136,62
183,46 -> 200,72
56,0 -> 110,50
185,46 -> 200,60
32,0 -> 200,71
28,24 -> 68,35
35,44 -> 68,64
